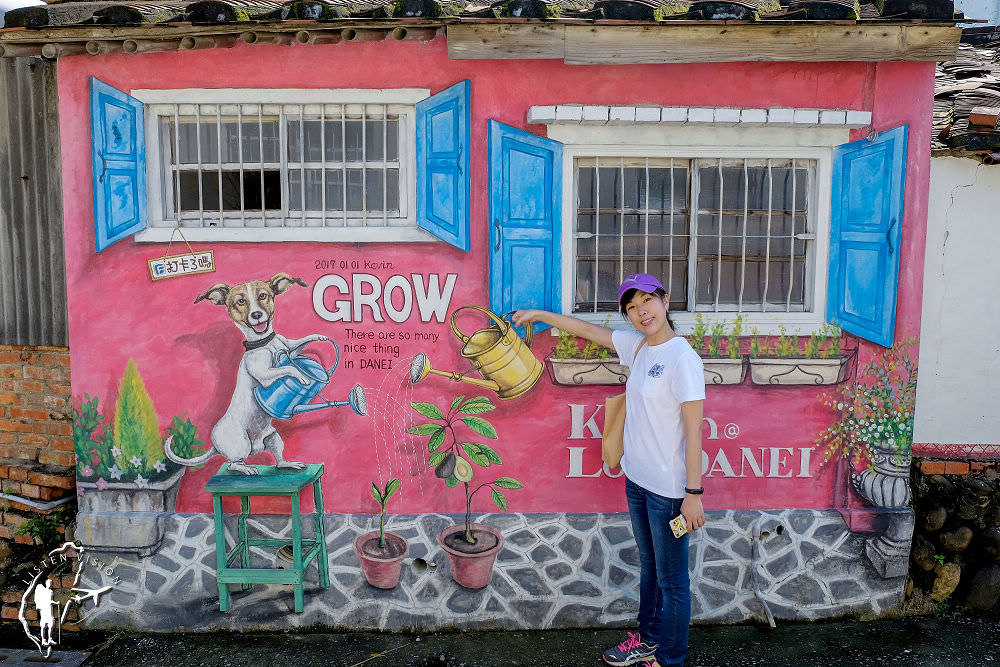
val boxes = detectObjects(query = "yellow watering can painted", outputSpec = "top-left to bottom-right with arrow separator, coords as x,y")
409,305 -> 543,400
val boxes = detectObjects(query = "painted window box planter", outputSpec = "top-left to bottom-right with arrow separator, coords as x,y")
548,357 -> 629,386
703,358 -> 748,385
748,355 -> 851,386
548,356 -> 748,386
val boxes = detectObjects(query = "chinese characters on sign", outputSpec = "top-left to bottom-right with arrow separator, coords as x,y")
148,251 -> 215,281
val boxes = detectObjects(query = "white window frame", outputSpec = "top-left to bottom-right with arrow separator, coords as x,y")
132,88 -> 434,243
550,124 -> 846,335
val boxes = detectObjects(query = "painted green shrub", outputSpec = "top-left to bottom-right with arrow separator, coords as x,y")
113,359 -> 161,476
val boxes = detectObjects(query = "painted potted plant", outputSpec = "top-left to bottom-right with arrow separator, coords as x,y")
354,478 -> 407,589
407,395 -> 522,589
817,338 -> 917,508
75,359 -> 201,513
547,325 -> 628,386
748,324 -> 850,385
686,314 -> 747,385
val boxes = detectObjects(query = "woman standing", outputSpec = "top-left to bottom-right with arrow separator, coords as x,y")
512,273 -> 705,667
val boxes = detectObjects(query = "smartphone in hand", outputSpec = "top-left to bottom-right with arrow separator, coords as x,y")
669,514 -> 688,538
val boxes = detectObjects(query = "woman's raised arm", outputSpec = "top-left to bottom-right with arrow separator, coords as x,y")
511,310 -> 615,350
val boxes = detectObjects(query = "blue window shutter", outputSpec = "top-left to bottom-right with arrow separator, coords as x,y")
488,120 -> 562,333
415,80 -> 470,252
827,125 -> 908,347
90,77 -> 146,252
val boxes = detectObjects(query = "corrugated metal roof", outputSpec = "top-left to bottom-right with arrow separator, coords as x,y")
0,57 -> 67,347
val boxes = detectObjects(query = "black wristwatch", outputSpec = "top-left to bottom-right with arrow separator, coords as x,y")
684,487 -> 704,495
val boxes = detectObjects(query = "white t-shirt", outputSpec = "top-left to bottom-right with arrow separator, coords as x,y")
611,330 -> 706,499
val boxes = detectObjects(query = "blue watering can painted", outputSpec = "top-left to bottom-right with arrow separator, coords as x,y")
254,340 -> 367,420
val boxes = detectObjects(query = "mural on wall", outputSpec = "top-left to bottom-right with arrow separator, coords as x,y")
164,272 -> 367,476
74,360 -> 196,513
407,393 -> 522,589
818,337 -> 918,577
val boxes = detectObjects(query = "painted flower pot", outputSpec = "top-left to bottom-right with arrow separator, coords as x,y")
548,357 -> 629,386
354,530 -> 409,589
702,358 -> 747,385
77,466 -> 184,513
851,443 -> 911,508
437,522 -> 503,589
749,355 -> 850,385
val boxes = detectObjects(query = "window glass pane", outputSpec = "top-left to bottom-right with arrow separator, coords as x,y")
345,120 -> 365,162
596,167 -> 620,209
578,168 -> 596,209
179,171 -> 280,211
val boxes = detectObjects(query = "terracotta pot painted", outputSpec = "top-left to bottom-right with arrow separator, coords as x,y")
437,522 -> 503,589
354,530 -> 409,589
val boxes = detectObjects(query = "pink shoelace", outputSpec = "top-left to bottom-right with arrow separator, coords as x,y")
617,631 -> 642,652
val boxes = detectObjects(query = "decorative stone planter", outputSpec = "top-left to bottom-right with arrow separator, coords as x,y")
437,522 -> 503,589
354,530 -> 409,589
852,443 -> 911,509
748,355 -> 850,385
548,357 -> 628,386
77,466 -> 185,557
702,358 -> 747,385
77,466 -> 184,513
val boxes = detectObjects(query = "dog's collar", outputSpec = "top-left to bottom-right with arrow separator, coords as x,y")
243,331 -> 276,351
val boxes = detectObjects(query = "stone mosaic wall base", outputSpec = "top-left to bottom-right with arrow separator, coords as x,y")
76,509 -> 910,632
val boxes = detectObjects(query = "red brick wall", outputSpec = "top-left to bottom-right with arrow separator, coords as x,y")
0,345 -> 75,543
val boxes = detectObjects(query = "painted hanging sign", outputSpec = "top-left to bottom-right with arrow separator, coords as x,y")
148,250 -> 216,281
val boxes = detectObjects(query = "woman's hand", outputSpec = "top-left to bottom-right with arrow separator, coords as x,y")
680,495 -> 705,532
511,309 -> 544,327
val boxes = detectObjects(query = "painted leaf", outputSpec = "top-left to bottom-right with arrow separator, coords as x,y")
450,396 -> 465,412
491,488 -> 508,511
493,477 -> 523,490
383,478 -> 400,502
428,428 -> 447,452
408,423 -> 443,436
458,396 -> 495,415
461,416 -> 498,439
445,474 -> 459,488
461,443 -> 492,467
428,451 -> 448,467
411,401 -> 444,420
371,482 -> 383,504
478,443 -> 502,465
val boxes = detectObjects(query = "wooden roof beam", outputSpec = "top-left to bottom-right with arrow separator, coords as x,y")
446,23 -> 962,62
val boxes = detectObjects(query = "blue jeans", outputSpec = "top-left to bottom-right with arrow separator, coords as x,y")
625,477 -> 690,666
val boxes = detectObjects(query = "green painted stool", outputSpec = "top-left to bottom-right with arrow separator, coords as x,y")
204,463 -> 330,613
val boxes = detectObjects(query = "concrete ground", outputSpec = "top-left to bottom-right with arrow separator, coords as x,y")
1,606 -> 998,666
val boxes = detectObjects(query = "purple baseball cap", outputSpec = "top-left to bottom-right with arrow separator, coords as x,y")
618,273 -> 665,301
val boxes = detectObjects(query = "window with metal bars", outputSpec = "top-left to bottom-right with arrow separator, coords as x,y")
150,102 -> 410,231
574,156 -> 815,316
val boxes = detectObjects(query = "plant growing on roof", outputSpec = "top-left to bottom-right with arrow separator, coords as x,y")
817,337 -> 918,467
370,478 -> 401,549
407,395 -> 522,545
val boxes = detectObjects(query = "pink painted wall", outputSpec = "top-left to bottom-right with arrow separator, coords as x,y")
57,39 -> 933,516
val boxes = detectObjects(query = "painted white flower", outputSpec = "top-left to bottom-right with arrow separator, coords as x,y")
130,456 -> 143,468
108,464 -> 123,480
153,460 -> 167,473
111,446 -> 122,457
134,474 -> 149,489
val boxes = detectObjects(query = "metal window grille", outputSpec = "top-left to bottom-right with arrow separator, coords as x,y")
155,103 -> 405,229
574,157 -> 815,315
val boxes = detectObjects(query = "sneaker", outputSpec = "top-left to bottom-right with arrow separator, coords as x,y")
602,631 -> 658,666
